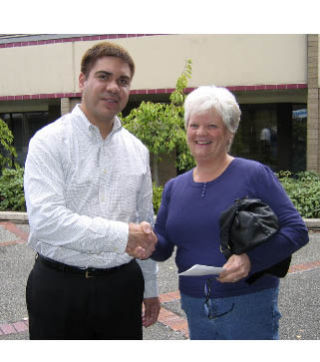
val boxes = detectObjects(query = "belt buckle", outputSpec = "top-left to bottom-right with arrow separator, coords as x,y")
85,270 -> 93,279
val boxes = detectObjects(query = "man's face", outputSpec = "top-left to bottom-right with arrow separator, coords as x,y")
79,56 -> 132,126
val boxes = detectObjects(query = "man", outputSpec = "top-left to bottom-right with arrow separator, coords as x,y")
24,41 -> 160,339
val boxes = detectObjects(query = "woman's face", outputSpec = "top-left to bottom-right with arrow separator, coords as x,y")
186,109 -> 232,163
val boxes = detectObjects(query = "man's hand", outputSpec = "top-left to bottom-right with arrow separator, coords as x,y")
126,221 -> 157,259
142,297 -> 161,327
217,254 -> 251,283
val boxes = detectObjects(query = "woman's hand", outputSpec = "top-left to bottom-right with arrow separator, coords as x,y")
217,254 -> 251,283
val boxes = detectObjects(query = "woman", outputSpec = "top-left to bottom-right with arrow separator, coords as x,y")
151,85 -> 309,340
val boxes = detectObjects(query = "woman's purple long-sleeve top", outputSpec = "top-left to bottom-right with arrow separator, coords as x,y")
152,158 -> 309,298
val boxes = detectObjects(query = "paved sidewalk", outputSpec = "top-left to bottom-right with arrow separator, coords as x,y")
1,217 -> 320,340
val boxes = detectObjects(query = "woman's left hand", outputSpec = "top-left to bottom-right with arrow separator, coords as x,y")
217,254 -> 251,283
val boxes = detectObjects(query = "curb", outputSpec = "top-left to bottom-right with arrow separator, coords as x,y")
1,212 -> 320,230
0,212 -> 29,224
304,218 -> 320,230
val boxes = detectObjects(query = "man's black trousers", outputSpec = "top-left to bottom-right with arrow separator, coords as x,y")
26,256 -> 144,339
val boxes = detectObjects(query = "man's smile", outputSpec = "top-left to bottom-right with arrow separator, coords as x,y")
195,140 -> 212,145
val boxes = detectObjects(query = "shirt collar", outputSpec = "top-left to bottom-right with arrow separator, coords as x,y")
72,104 -> 122,139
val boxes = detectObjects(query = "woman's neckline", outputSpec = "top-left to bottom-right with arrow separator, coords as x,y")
192,156 -> 235,184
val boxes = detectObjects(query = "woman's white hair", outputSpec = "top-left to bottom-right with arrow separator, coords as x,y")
184,85 -> 241,134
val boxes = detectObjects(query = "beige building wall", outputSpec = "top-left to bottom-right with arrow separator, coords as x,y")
0,43 -> 76,96
126,34 -> 307,89
0,34 -> 307,97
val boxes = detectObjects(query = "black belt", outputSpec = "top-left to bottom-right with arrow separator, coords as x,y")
36,253 -> 132,279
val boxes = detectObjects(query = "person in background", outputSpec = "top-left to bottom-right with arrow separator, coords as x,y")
24,41 -> 160,340
151,85 -> 308,340
260,126 -> 271,162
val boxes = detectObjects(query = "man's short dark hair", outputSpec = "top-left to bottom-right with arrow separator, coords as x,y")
81,41 -> 135,78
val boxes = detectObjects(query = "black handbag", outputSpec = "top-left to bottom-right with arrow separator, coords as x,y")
219,197 -> 291,284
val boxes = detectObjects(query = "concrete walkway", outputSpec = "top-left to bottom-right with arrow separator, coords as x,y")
1,212 -> 320,340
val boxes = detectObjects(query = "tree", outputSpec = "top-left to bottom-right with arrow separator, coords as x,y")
0,118 -> 17,171
121,59 -> 195,185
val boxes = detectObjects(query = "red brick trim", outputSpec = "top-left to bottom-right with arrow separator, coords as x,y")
228,84 -> 307,91
0,34 -> 164,49
158,307 -> 189,337
0,319 -> 28,336
0,222 -> 28,246
132,84 -> 307,95
159,290 -> 180,303
0,222 -> 29,242
0,84 -> 308,102
289,260 -> 320,273
0,93 -> 82,101
0,240 -> 26,247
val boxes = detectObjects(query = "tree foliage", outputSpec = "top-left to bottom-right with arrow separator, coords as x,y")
0,118 -> 17,170
152,182 -> 163,214
0,118 -> 25,211
121,59 -> 195,185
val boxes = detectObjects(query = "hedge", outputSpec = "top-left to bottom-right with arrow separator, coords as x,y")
1,167 -> 320,219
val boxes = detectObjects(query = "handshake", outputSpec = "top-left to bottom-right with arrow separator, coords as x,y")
126,221 -> 158,259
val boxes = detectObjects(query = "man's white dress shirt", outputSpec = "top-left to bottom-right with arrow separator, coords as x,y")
24,105 -> 158,298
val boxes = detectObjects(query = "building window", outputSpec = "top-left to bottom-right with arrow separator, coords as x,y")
1,111 -> 49,166
231,103 -> 307,172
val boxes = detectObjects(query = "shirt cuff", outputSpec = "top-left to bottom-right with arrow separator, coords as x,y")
143,278 -> 159,299
136,258 -> 159,298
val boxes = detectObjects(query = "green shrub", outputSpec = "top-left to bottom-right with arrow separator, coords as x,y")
277,170 -> 320,218
0,166 -> 26,211
152,183 -> 163,214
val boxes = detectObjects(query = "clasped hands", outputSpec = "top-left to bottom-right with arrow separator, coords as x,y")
126,221 -> 157,259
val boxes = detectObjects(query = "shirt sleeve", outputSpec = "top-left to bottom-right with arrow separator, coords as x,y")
246,164 -> 309,274
152,180 -> 175,262
24,134 -> 128,255
134,152 -> 159,298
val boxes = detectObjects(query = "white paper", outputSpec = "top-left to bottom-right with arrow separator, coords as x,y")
179,264 -> 224,276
